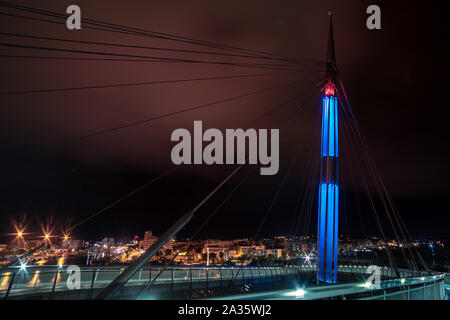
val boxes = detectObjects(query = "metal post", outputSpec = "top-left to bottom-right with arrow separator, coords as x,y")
4,272 -> 16,300
424,283 -> 426,300
148,268 -> 153,285
258,267 -> 262,283
33,271 -> 39,288
219,267 -> 224,288
232,268 -> 236,287
146,268 -> 154,296
91,269 -> 98,289
205,268 -> 209,291
89,269 -> 98,299
171,268 -> 174,292
51,270 -> 59,295
189,267 -> 193,292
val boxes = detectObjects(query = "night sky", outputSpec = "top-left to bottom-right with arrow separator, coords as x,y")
0,0 -> 449,242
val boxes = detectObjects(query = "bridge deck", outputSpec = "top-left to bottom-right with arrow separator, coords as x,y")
0,265 -> 445,300
213,274 -> 445,300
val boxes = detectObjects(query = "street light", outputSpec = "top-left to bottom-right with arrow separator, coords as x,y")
295,289 -> 306,298
20,261 -> 27,271
285,288 -> 306,298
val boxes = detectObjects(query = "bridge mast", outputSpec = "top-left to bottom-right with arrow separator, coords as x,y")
317,12 -> 339,284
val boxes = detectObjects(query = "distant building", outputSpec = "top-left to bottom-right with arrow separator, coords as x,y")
68,239 -> 85,248
101,238 -> 115,247
139,231 -> 158,251
238,244 -> 266,256
203,240 -> 232,253
139,230 -> 174,253
266,248 -> 285,258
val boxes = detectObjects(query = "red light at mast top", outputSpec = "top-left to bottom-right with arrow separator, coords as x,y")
324,81 -> 336,97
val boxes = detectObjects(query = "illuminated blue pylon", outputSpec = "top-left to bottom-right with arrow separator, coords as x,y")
317,91 -> 339,284
317,12 -> 339,284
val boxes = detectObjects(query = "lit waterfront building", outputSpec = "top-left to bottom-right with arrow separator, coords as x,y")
138,230 -> 174,253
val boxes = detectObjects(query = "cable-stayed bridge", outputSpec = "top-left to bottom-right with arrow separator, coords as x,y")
0,3 -> 446,300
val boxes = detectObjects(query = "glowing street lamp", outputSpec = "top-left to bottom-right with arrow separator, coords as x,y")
20,261 -> 27,271
295,289 -> 306,299
10,225 -> 28,249
285,288 -> 306,299
41,231 -> 53,248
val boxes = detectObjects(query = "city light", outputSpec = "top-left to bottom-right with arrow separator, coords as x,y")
57,257 -> 65,269
295,289 -> 306,298
40,221 -> 54,246
285,288 -> 306,299
20,261 -> 27,271
400,279 -> 405,284
324,81 -> 335,96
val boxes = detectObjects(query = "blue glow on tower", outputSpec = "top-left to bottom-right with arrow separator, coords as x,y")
317,84 -> 339,284
321,96 -> 338,157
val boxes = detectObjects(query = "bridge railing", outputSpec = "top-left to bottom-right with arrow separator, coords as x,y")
360,280 -> 445,300
1,264 -> 436,299
297,264 -> 428,279
0,265 -> 298,299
